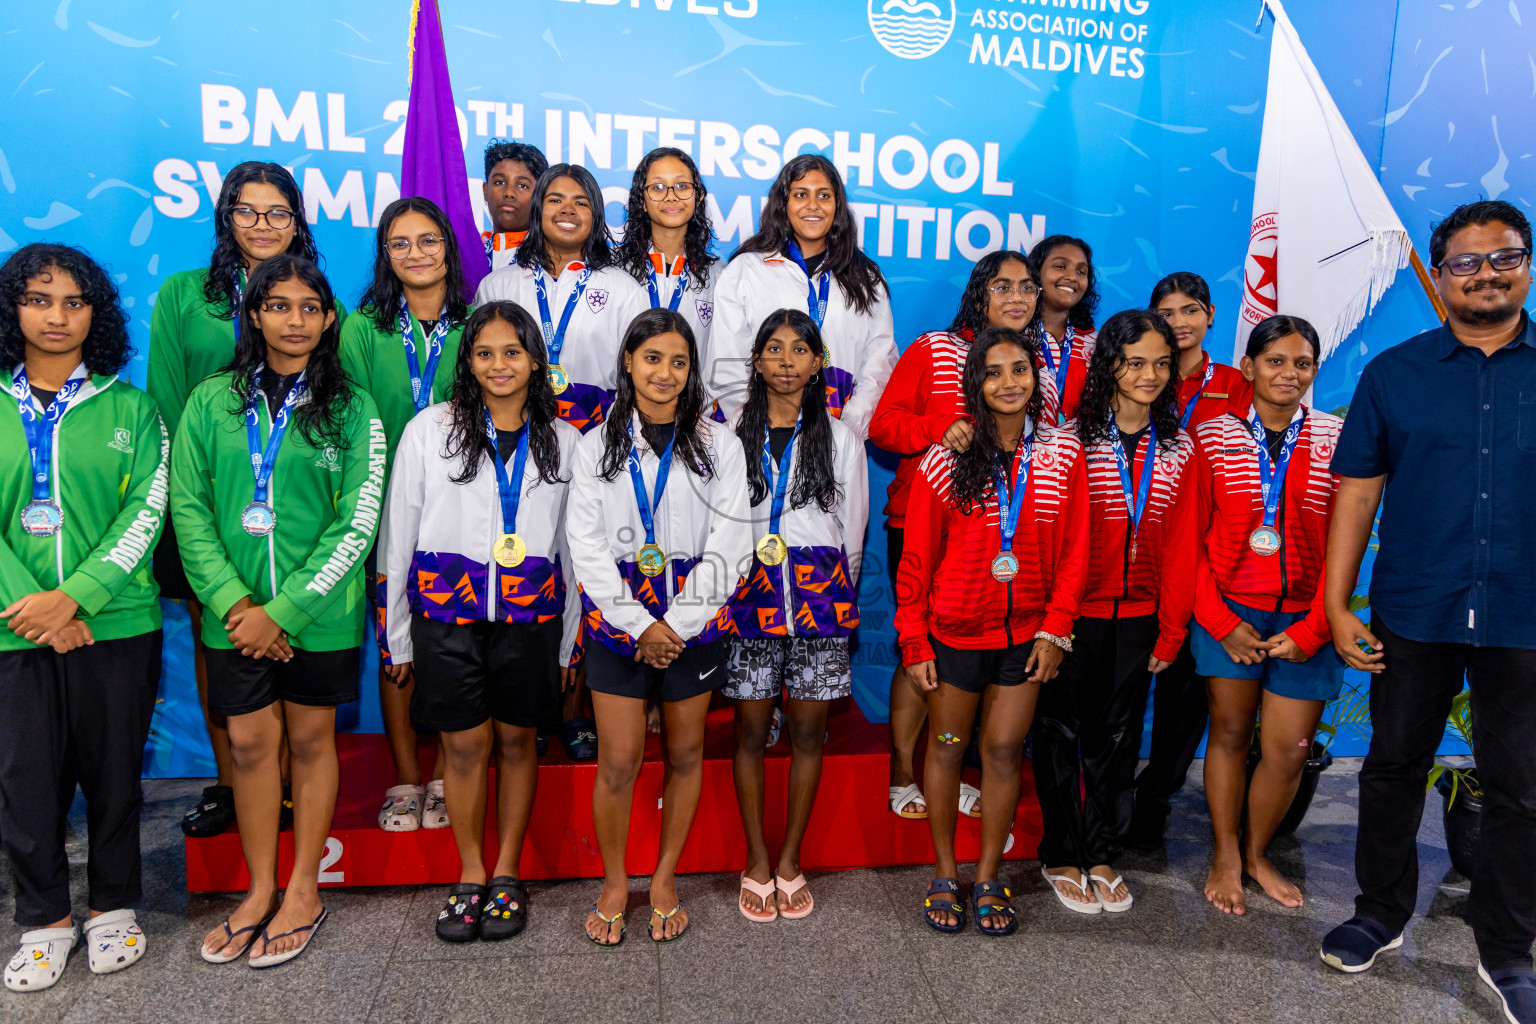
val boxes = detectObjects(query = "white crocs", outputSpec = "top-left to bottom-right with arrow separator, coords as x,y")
84,909 -> 146,975
4,922 -> 78,992
422,779 -> 450,829
378,783 -> 425,831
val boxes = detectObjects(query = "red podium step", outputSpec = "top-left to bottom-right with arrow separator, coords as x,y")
184,703 -> 1043,892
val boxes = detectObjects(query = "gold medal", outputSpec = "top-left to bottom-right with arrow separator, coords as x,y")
548,362 -> 570,394
637,542 -> 666,577
492,532 -> 526,568
756,532 -> 787,566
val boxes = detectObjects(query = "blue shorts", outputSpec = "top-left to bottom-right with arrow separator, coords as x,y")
1190,598 -> 1345,702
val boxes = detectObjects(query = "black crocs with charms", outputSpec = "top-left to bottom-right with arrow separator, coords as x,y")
435,883 -> 487,943
480,877 -> 528,940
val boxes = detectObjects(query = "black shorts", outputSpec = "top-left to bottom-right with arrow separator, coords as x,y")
205,646 -> 360,716
930,635 -> 1034,694
886,526 -> 904,589
584,638 -> 727,704
152,517 -> 195,602
409,615 -> 562,732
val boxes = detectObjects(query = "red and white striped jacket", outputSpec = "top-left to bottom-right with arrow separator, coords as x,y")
868,327 -> 971,528
1190,407 -> 1343,657
1178,354 -> 1253,430
1075,425 -> 1204,663
1036,327 -> 1097,427
895,423 -> 1089,666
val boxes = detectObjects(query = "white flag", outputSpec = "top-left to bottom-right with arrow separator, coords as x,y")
1235,0 -> 1411,362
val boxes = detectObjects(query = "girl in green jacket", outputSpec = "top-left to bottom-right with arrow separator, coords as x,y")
340,196 -> 470,835
0,243 -> 168,992
177,255 -> 385,970
149,161 -> 327,840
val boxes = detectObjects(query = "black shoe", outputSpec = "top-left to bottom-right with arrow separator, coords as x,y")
562,717 -> 597,762
181,784 -> 236,838
1320,916 -> 1403,973
480,877 -> 529,940
536,731 -> 549,757
435,883 -> 487,943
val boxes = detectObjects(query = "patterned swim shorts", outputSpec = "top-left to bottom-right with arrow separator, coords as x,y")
723,636 -> 852,702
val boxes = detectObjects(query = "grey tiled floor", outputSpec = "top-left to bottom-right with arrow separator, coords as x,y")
0,761 -> 1512,1023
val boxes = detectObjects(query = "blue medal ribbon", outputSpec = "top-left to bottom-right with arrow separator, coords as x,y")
1179,357 -> 1216,430
485,411 -> 530,535
245,367 -> 308,505
534,265 -> 592,369
627,421 -> 676,547
993,431 -> 1035,558
786,241 -> 831,328
1038,322 -> 1075,405
646,257 -> 689,312
12,363 -> 88,503
1110,420 -> 1157,554
762,419 -> 801,539
398,297 -> 450,415
1250,406 -> 1305,538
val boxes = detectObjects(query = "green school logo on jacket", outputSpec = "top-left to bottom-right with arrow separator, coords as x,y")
315,445 -> 341,471
109,427 -> 133,453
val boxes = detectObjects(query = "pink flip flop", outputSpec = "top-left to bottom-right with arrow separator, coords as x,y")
739,874 -> 778,923
775,874 -> 815,920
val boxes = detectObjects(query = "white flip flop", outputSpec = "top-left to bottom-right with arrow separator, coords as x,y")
249,907 -> 327,970
889,782 -> 927,819
378,784 -> 424,832
84,909 -> 146,974
421,779 -> 450,829
1041,866 -> 1102,915
958,782 -> 983,818
4,922 -> 78,992
1088,871 -> 1134,913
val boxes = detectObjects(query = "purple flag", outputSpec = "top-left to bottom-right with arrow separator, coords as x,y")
402,0 -> 487,301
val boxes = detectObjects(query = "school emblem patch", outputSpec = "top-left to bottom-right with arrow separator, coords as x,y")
586,288 -> 609,314
696,299 -> 714,326
1312,436 -> 1335,463
315,445 -> 341,471
108,427 -> 134,453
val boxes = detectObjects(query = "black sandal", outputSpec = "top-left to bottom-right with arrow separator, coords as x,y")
562,717 -> 598,762
923,878 -> 966,933
973,880 -> 1018,937
182,784 -> 236,838
435,883 -> 487,943
480,877 -> 529,940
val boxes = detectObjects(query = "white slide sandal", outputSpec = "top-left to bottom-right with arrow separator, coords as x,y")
889,783 -> 928,819
84,909 -> 146,974
378,784 -> 424,831
1041,866 -> 1102,915
958,782 -> 983,818
1089,872 -> 1134,913
4,922 -> 79,992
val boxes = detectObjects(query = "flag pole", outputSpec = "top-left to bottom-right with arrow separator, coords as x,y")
1408,248 -> 1449,324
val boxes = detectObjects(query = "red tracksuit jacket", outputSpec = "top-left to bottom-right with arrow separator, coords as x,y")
1076,425 -> 1204,663
1037,327 -> 1096,427
896,423 -> 1089,665
1178,353 -> 1253,430
869,328 -> 971,528
1190,407 -> 1343,657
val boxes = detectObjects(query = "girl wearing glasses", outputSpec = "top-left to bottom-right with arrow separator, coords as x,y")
870,250 -> 1040,823
616,147 -> 718,355
1026,234 -> 1100,425
340,197 -> 471,835
897,327 -> 1088,936
708,155 -> 897,441
180,256 -> 383,969
480,140 -> 548,272
474,164 -> 646,439
149,161 -> 342,842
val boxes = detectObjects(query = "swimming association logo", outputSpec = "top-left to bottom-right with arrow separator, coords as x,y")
868,0 -> 955,60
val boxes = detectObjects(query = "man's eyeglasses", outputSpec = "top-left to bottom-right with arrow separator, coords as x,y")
387,236 -> 445,260
988,281 -> 1040,299
230,206 -> 295,230
645,182 -> 695,200
1437,247 -> 1531,276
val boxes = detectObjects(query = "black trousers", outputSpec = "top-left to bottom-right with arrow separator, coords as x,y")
0,632 -> 162,926
1355,619 -> 1536,971
1034,615 -> 1157,867
1130,635 -> 1208,832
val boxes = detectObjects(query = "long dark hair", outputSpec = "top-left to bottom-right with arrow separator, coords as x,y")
1148,270 -> 1213,313
948,249 -> 1036,339
0,243 -> 132,375
617,147 -> 717,289
202,162 -> 319,317
360,197 -> 471,333
1027,234 -> 1099,332
950,328 -> 1045,512
735,308 -> 840,513
227,255 -> 352,450
513,163 -> 615,273
732,154 -> 887,316
442,302 -> 564,486
1075,309 -> 1182,453
598,308 -> 713,482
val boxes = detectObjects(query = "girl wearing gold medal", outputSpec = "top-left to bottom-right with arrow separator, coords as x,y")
724,308 -> 866,922
895,327 -> 1089,936
379,301 -> 581,942
566,309 -> 752,946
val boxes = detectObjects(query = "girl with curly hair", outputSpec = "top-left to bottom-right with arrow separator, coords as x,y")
1027,234 -> 1100,425
615,147 -> 719,353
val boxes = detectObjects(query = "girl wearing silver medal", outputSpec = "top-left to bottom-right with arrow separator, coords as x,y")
1187,314 -> 1346,916
724,309 -> 866,922
566,309 -> 752,946
895,328 -> 1089,935
379,302 -> 581,943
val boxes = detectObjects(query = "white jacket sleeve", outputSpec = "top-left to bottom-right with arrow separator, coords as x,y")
664,429 -> 753,641
565,436 -> 656,642
555,425 -> 582,667
704,260 -> 755,424
838,285 -> 899,440
836,424 -> 869,584
473,264 -> 518,306
380,418 -> 426,665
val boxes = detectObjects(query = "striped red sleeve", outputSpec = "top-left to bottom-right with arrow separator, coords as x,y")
1153,441 -> 1205,662
1041,444 -> 1089,639
895,451 -> 946,666
870,339 -> 957,456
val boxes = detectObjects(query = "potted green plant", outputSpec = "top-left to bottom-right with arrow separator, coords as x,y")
1426,688 -> 1481,878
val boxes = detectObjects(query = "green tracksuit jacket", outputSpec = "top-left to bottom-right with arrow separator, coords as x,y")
339,307 -> 465,471
0,369 -> 169,651
149,269 -> 348,439
169,371 -> 386,651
